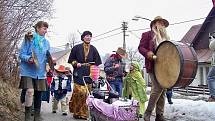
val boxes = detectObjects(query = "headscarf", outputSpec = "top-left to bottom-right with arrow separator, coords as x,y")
123,61 -> 148,103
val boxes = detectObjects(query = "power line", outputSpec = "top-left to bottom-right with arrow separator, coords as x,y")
93,27 -> 122,38
129,17 -> 208,32
169,17 -> 206,26
91,32 -> 123,42
54,16 -> 209,47
55,32 -> 123,47
128,31 -> 141,39
128,28 -> 150,32
53,28 -> 122,47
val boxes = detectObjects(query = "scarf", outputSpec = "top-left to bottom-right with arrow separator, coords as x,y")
33,32 -> 44,53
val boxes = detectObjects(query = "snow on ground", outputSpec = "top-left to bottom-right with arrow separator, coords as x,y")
144,87 -> 215,121
165,98 -> 215,121
40,87 -> 215,121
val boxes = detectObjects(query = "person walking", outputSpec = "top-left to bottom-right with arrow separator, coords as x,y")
51,65 -> 72,116
19,21 -> 50,121
104,47 -> 127,97
138,16 -> 170,121
68,31 -> 102,120
207,31 -> 215,102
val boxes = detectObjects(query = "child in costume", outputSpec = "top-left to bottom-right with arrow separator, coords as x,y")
51,65 -> 72,115
123,61 -> 148,118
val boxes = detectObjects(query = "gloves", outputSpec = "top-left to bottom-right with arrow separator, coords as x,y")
25,31 -> 33,41
28,57 -> 34,64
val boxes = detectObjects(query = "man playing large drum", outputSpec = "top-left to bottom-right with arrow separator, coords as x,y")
138,16 -> 170,121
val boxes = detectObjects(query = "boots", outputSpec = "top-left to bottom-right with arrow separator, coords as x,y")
34,110 -> 43,121
25,107 -> 33,121
143,112 -> 151,121
167,98 -> 173,104
155,114 -> 165,121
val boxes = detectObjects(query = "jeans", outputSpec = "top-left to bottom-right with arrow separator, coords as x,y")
207,66 -> 215,97
166,88 -> 173,99
109,79 -> 123,97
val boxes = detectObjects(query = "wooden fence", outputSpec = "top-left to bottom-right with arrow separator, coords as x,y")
173,85 -> 209,95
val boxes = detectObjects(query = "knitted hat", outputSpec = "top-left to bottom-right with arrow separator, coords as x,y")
81,31 -> 92,41
150,16 -> 169,28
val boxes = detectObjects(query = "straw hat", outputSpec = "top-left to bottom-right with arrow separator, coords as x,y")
150,16 -> 169,28
54,65 -> 68,72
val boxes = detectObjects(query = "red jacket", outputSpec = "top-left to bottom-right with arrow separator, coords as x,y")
138,31 -> 156,73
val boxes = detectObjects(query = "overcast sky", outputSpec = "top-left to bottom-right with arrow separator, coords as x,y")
47,0 -> 213,56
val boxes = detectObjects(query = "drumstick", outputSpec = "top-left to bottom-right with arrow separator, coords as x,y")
32,49 -> 39,69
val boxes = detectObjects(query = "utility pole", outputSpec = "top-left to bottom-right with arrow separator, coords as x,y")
122,21 -> 128,49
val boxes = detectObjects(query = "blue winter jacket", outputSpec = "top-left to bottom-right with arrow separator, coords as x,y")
19,32 -> 50,79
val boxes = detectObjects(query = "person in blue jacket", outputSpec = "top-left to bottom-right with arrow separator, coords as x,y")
19,21 -> 50,121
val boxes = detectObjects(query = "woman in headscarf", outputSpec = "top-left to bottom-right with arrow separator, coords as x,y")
123,61 -> 148,118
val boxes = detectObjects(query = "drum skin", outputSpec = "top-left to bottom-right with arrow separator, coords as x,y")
154,41 -> 198,88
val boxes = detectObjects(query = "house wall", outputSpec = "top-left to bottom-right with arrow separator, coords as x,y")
55,52 -> 73,71
190,63 -> 210,86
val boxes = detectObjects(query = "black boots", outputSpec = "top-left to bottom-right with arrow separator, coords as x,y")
167,98 -> 173,104
25,107 -> 33,121
155,114 -> 166,121
143,112 -> 151,121
34,108 -> 43,121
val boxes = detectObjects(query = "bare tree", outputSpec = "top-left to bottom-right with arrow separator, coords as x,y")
0,0 -> 54,82
67,32 -> 79,48
127,47 -> 144,65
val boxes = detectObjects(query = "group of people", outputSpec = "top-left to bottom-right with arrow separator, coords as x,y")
18,17 -> 170,121
19,15 -> 215,121
67,30 -> 149,120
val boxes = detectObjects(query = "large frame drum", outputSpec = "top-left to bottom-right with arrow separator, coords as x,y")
154,41 -> 198,88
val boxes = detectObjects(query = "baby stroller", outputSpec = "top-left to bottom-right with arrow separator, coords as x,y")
83,65 -> 139,121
